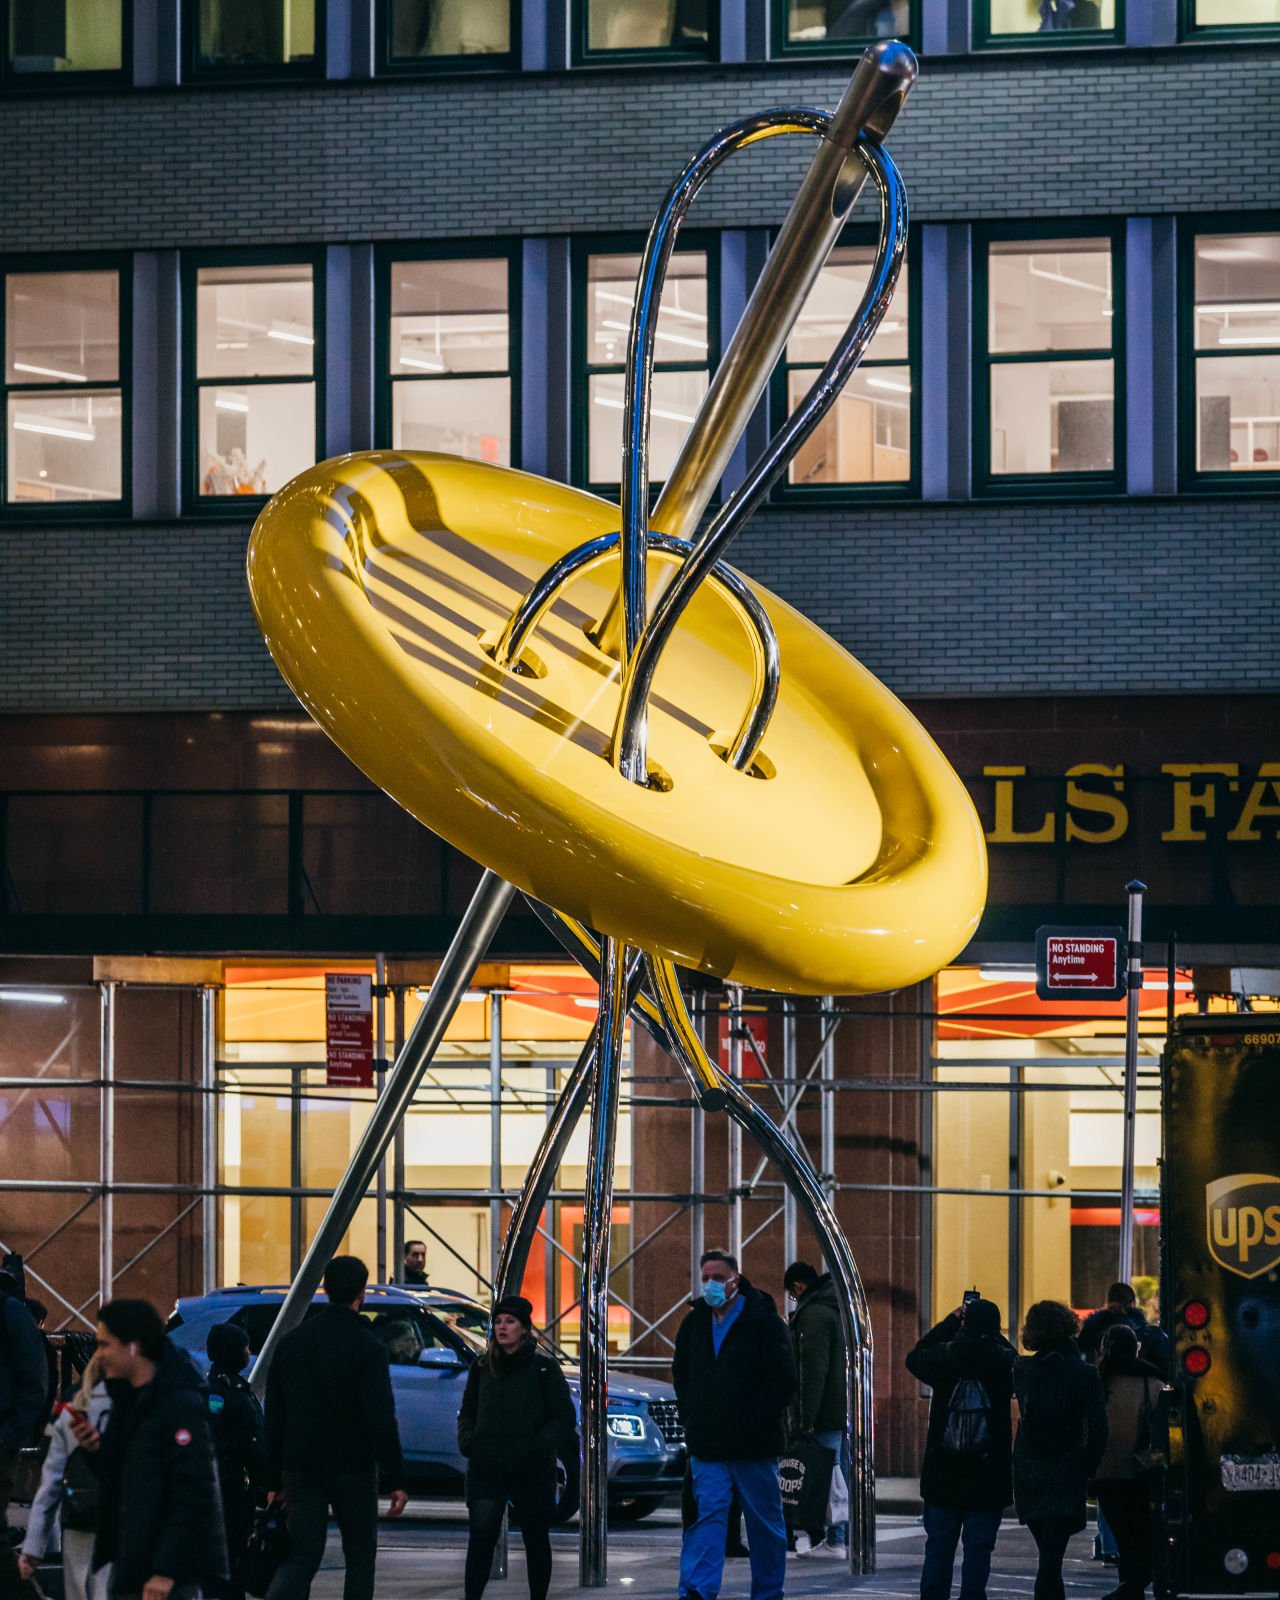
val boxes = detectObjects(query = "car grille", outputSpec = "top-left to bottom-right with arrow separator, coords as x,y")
648,1400 -> 685,1443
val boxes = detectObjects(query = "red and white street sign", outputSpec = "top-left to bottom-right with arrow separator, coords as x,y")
1035,926 -> 1127,1002
326,973 -> 374,1087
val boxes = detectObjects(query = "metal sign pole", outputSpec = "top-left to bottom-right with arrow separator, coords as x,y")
1118,879 -> 1146,1284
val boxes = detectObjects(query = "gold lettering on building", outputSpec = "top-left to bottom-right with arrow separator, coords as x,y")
1160,764 -> 1239,842
984,766 -> 1054,844
1063,763 -> 1128,844
1226,763 -> 1280,842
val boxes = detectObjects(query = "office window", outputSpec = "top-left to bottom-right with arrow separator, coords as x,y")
384,253 -> 515,466
1189,230 -> 1280,478
187,0 -> 320,77
4,0 -> 126,81
774,0 -> 911,54
190,261 -> 318,502
779,241 -> 913,492
575,0 -> 713,61
380,0 -> 513,67
979,0 -> 1115,41
4,268 -> 124,507
1182,0 -> 1280,34
580,245 -> 712,492
979,233 -> 1121,489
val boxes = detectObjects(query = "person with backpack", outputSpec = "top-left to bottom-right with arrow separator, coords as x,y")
905,1299 -> 1016,1600
204,1325 -> 268,1600
456,1296 -> 576,1600
18,1358 -> 113,1600
783,1260 -> 849,1558
0,1257 -> 50,1600
1091,1324 -> 1166,1600
1012,1301 -> 1108,1600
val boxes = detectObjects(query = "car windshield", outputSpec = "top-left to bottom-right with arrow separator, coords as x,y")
227,1300 -> 463,1363
430,1301 -> 491,1354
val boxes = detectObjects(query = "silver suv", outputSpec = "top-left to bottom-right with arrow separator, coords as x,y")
166,1284 -> 684,1522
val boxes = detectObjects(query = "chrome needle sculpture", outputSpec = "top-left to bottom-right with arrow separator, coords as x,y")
247,39 -> 988,1587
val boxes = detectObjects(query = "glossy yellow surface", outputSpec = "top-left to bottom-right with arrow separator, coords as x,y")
247,451 -> 987,994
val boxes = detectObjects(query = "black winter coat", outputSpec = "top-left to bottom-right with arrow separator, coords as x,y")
207,1369 -> 268,1518
673,1280 -> 797,1461
264,1304 -> 405,1490
1079,1306 -> 1171,1374
0,1287 -> 48,1453
456,1341 -> 576,1500
1012,1342 -> 1108,1529
789,1275 -> 847,1434
92,1341 -> 229,1592
905,1313 -> 1016,1512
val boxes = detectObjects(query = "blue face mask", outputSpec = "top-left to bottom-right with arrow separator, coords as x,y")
702,1278 -> 732,1309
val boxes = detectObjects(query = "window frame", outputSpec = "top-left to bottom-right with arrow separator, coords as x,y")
0,251 -> 132,520
769,222 -> 920,505
374,0 -> 519,74
182,247 -> 324,515
572,230 -> 720,497
1178,213 -> 1280,493
181,0 -> 325,84
770,0 -> 919,59
974,219 -> 1126,499
973,0 -> 1123,50
571,0 -> 718,66
1178,0 -> 1280,41
0,0 -> 132,90
374,240 -> 522,470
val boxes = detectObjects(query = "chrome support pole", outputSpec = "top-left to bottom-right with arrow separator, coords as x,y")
727,984 -> 743,1260
98,981 -> 115,1311
201,986 -> 217,1293
490,991 -> 504,1293
782,999 -> 797,1266
251,870 -> 515,1397
1119,880 -> 1146,1284
376,953 -> 387,1285
392,985 -> 406,1276
579,937 -> 630,1587
821,997 -> 836,1200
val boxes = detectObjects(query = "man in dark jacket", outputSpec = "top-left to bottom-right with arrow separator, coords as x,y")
0,1261 -> 48,1600
264,1255 -> 407,1600
1079,1284 -> 1170,1374
81,1297 -> 227,1600
784,1261 -> 849,1556
673,1249 -> 796,1600
206,1323 -> 268,1600
905,1300 -> 1016,1600
399,1241 -> 429,1288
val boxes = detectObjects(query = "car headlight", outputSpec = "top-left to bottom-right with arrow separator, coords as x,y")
607,1413 -> 644,1439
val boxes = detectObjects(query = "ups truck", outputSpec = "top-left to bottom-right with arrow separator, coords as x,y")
1162,1013 -> 1280,1595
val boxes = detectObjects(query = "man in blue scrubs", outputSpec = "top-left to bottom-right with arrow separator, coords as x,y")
673,1250 -> 797,1600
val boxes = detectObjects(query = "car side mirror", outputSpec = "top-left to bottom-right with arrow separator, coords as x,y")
417,1346 -> 464,1369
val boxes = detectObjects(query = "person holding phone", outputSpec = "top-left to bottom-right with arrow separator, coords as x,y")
19,1359 -> 113,1600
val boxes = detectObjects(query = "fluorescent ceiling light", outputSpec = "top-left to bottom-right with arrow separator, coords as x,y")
414,988 -> 490,1002
599,318 -> 705,351
1215,334 -> 1280,346
1195,301 -> 1280,315
267,322 -> 315,346
977,967 -> 1036,983
569,995 -> 598,1009
398,353 -> 447,372
593,394 -> 696,426
12,361 -> 88,383
595,288 -> 706,324
1197,244 -> 1265,263
0,990 -> 66,1005
13,415 -> 95,441
215,394 -> 249,413
865,375 -> 911,394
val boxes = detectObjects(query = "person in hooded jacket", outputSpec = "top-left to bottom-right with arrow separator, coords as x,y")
19,1356 -> 113,1600
76,1298 -> 227,1600
456,1296 -> 575,1600
1079,1285 -> 1169,1377
0,1257 -> 48,1600
783,1261 -> 849,1557
1090,1325 -> 1165,1600
673,1250 -> 797,1600
1012,1302 -> 1107,1600
905,1299 -> 1016,1600
204,1324 -> 268,1600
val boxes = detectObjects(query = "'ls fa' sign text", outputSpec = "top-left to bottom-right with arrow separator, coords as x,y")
981,763 -> 1280,846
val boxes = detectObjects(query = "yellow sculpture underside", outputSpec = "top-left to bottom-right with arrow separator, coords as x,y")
247,450 -> 987,994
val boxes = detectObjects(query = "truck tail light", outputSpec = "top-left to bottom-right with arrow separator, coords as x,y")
1183,1347 -> 1211,1376
1183,1299 -> 1209,1329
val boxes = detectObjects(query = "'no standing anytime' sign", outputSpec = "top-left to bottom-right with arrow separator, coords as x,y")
1035,925 -> 1128,1002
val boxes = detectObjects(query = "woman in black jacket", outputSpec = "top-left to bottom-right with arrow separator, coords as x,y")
1092,1325 -> 1166,1600
1012,1301 -> 1107,1600
456,1296 -> 576,1600
75,1299 -> 227,1600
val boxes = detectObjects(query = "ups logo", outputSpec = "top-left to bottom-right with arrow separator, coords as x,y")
1206,1174 -> 1280,1279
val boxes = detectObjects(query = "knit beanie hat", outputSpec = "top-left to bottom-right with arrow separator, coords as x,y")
963,1298 -> 1002,1336
492,1295 -> 534,1331
206,1321 -> 252,1372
